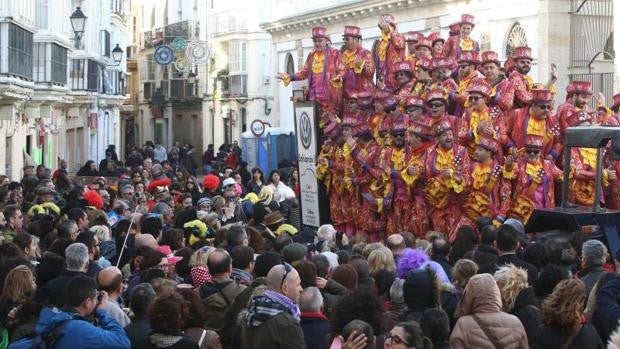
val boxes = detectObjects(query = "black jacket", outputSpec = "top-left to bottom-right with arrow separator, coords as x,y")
36,270 -> 87,307
578,265 -> 606,297
511,287 -> 542,345
124,316 -> 151,348
532,324 -> 603,349
479,253 -> 538,285
300,313 -> 331,349
431,255 -> 453,281
464,244 -> 498,269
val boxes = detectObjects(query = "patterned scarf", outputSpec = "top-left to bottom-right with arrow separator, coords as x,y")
244,290 -> 301,328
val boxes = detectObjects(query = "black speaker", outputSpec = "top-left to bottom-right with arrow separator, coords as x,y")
526,207 -> 620,255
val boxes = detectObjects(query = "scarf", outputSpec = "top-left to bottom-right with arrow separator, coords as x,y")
244,289 -> 301,328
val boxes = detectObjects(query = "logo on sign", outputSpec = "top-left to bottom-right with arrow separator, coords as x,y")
250,120 -> 265,137
300,112 -> 312,149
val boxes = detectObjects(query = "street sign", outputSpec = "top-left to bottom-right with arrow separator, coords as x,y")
250,119 -> 265,137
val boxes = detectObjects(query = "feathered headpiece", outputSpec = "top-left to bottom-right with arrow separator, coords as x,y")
83,190 -> 104,210
146,178 -> 172,194
202,174 -> 220,192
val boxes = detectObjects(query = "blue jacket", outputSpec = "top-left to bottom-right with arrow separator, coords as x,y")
594,275 -> 620,343
36,307 -> 131,349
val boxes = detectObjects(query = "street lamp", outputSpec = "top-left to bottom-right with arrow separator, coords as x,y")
111,44 -> 124,65
70,7 -> 87,49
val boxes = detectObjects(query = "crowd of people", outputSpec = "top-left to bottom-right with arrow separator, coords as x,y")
3,10 -> 620,349
277,13 -> 620,243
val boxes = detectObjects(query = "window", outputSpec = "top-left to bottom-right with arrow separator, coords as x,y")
51,44 -> 67,84
103,30 -> 111,57
229,40 -> 247,73
241,108 -> 247,132
144,82 -> 152,99
285,53 -> 295,75
8,24 -> 34,79
148,55 -> 155,80
70,59 -> 86,89
87,59 -> 99,91
505,22 -> 528,59
33,43 -> 46,82
170,80 -> 184,98
229,74 -> 247,96
35,0 -> 48,29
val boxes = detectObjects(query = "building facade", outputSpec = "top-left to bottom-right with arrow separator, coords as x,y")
262,0 -> 616,121
205,0 -> 274,147
0,0 -> 129,180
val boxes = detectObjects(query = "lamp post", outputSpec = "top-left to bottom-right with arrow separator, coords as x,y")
112,44 -> 124,66
70,7 -> 87,49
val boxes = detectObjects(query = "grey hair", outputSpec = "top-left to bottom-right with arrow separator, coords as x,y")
582,239 -> 607,267
65,243 -> 89,272
90,225 -> 111,242
299,286 -> 323,313
317,224 -> 336,242
151,202 -> 171,215
390,278 -> 405,305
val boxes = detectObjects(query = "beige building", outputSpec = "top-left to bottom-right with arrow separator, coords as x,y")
262,0 -> 615,123
0,0 -> 129,180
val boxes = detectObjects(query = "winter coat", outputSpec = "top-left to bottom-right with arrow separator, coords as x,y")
300,312 -> 331,349
36,270 -> 87,307
578,265 -> 606,297
464,244 -> 498,269
532,324 -> 603,349
449,274 -> 528,349
199,277 -> 246,333
35,307 -> 130,349
239,294 -> 305,349
478,253 -> 538,286
510,287 -> 542,345
124,315 -> 151,348
593,275 -> 620,342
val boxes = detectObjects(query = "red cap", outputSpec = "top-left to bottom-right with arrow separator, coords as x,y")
312,26 -> 329,39
405,96 -> 425,108
565,110 -> 593,127
393,60 -> 412,73
481,51 -> 501,66
432,120 -> 452,137
343,25 -> 362,38
458,51 -> 480,64
460,14 -> 475,27
416,38 -> 432,50
512,46 -> 533,61
477,135 -> 499,153
467,78 -> 491,97
426,88 -> 448,104
416,57 -> 433,71
427,32 -> 444,45
392,114 -> 409,132
405,31 -> 424,43
431,57 -> 454,70
525,134 -> 544,148
532,89 -> 553,103
410,121 -> 433,139
570,81 -> 593,95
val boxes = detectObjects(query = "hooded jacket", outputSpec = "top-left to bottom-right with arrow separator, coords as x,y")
449,274 -> 528,349
35,307 -> 130,349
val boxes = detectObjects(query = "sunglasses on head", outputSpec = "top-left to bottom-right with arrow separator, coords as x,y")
280,262 -> 292,287
536,104 -> 553,110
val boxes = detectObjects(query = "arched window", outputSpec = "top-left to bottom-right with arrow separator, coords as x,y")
604,32 -> 614,60
285,53 -> 295,75
505,22 -> 528,58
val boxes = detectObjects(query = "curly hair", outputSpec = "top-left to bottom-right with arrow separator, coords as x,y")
451,259 -> 478,290
396,248 -> 430,278
541,278 -> 586,331
176,288 -> 207,328
494,264 -> 529,312
148,291 -> 188,334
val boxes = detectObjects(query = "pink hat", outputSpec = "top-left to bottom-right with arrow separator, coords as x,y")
343,25 -> 362,38
431,57 -> 454,70
570,81 -> 593,95
467,78 -> 492,97
449,22 -> 461,35
532,89 -> 553,103
512,46 -> 533,61
460,14 -> 475,27
158,245 -> 183,265
416,38 -> 432,50
457,51 -> 480,64
312,26 -> 329,39
416,57 -> 433,71
427,32 -> 444,45
481,51 -> 501,66
405,31 -> 424,43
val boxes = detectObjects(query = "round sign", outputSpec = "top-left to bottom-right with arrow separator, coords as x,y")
250,119 -> 265,137
299,112 -> 312,149
172,37 -> 187,51
154,45 -> 174,65
174,58 -> 189,73
186,41 -> 210,64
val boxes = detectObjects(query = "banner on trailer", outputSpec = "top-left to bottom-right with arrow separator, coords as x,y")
294,102 -> 321,228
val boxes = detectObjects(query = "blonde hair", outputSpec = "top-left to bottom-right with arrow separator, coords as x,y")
362,242 -> 384,259
368,247 -> 396,274
258,186 -> 274,205
90,225 -> 111,242
452,259 -> 478,290
190,246 -> 214,267
494,264 -> 529,312
1,265 -> 35,303
211,196 -> 225,212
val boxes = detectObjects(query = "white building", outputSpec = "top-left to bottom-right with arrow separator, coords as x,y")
0,0 -> 130,180
262,0 -> 616,121
205,0 -> 274,146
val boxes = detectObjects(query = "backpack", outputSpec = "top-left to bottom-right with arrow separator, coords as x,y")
202,281 -> 246,332
7,319 -> 71,349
